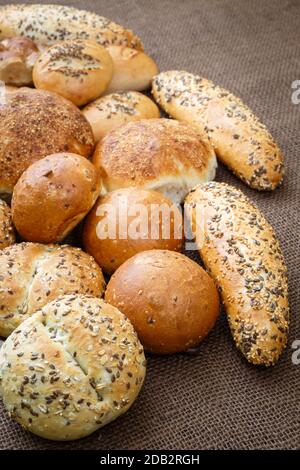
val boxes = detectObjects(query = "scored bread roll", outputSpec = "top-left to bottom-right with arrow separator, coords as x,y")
0,294 -> 146,441
0,37 -> 40,86
152,71 -> 284,190
12,153 -> 101,243
83,91 -> 160,142
0,4 -> 143,51
105,250 -> 220,354
105,46 -> 158,94
0,88 -> 94,198
92,118 -> 217,204
0,199 -> 15,249
83,187 -> 184,274
0,243 -> 105,337
185,182 -> 289,366
33,40 -> 114,106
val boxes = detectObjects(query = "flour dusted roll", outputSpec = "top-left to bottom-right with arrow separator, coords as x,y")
0,294 -> 146,440
0,199 -> 15,249
185,182 -> 289,366
0,37 -> 40,86
0,4 -> 143,51
152,71 -> 284,190
0,243 -> 105,337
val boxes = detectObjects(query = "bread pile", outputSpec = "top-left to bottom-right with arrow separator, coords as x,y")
0,3 -> 290,441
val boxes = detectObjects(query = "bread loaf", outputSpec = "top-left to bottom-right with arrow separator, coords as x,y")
0,199 -> 15,249
152,71 -> 284,190
185,182 -> 289,365
0,37 -> 39,86
0,243 -> 105,337
0,294 -> 146,440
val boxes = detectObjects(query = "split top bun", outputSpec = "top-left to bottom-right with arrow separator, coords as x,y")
0,294 -> 146,441
93,118 -> 217,204
0,36 -> 40,86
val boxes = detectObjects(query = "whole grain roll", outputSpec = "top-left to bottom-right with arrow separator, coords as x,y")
92,118 -> 217,204
0,243 -> 105,337
0,199 -> 15,249
0,294 -> 146,441
0,88 -> 95,198
0,36 -> 40,86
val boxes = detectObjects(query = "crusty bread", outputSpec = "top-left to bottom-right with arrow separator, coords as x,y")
33,40 -> 113,106
0,88 -> 94,198
152,71 -> 284,190
105,46 -> 158,94
92,118 -> 217,204
105,250 -> 220,354
185,182 -> 289,366
83,187 -> 184,274
0,4 -> 143,51
0,294 -> 146,440
0,199 -> 15,249
83,91 -> 160,142
0,37 -> 40,86
12,153 -> 101,243
0,243 -> 105,337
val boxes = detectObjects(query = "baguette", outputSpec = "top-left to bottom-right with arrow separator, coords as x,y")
185,182 -> 289,366
0,4 -> 143,50
152,71 -> 284,190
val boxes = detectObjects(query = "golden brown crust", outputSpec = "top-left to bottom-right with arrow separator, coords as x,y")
0,4 -> 143,51
152,71 -> 284,190
0,294 -> 146,440
105,249 -> 220,354
0,36 -> 39,86
83,187 -> 184,274
33,40 -> 113,106
12,153 -> 101,243
0,199 -> 15,249
92,118 -> 217,204
0,88 -> 95,197
82,91 -> 160,142
185,182 -> 289,365
0,243 -> 105,337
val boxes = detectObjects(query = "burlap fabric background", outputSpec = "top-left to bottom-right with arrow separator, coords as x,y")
0,0 -> 299,450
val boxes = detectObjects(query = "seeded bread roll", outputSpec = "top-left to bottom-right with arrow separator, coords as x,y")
0,4 -> 143,51
0,37 -> 40,86
105,46 -> 158,94
0,88 -> 94,198
0,243 -> 105,337
152,71 -> 284,190
83,92 -> 160,142
92,118 -> 217,204
0,200 -> 15,249
185,182 -> 289,366
0,294 -> 146,441
33,40 -> 114,106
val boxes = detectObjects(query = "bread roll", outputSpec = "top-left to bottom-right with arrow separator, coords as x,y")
0,243 -> 105,337
92,118 -> 217,204
33,40 -> 113,106
0,294 -> 146,441
0,199 -> 15,249
83,91 -> 160,142
83,188 -> 184,274
0,4 -> 143,51
0,88 -> 94,198
12,153 -> 101,243
105,46 -> 158,94
0,37 -> 40,86
152,71 -> 284,190
105,250 -> 219,354
185,182 -> 289,366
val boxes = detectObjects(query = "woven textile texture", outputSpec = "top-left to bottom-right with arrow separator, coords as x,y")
0,0 -> 299,450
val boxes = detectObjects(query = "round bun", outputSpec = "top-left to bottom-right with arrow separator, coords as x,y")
83,187 -> 184,274
0,199 -> 15,249
105,46 -> 158,94
33,40 -> 113,106
0,294 -> 146,441
92,118 -> 217,204
0,243 -> 105,337
0,37 -> 39,86
0,88 -> 94,198
105,250 -> 220,354
82,91 -> 160,142
12,153 -> 101,243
